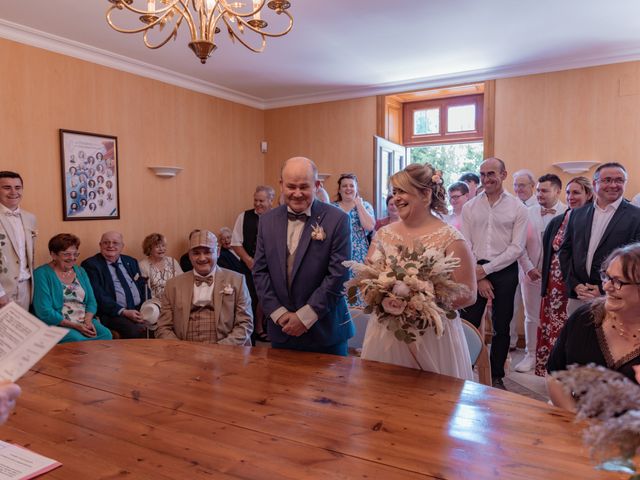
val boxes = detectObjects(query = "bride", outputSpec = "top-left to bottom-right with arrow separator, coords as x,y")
360,163 -> 477,380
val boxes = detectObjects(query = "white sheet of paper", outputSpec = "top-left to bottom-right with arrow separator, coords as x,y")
0,302 -> 68,382
0,441 -> 61,479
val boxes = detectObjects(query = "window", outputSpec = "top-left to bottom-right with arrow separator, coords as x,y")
409,142 -> 484,190
403,94 -> 483,146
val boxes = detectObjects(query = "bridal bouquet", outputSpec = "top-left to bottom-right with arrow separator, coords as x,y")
553,364 -> 640,478
343,241 -> 468,343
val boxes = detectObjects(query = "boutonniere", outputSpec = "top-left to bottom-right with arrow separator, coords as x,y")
221,284 -> 234,295
311,223 -> 326,241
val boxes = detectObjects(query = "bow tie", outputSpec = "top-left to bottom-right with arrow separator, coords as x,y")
287,211 -> 309,222
194,275 -> 213,287
541,208 -> 556,216
4,211 -> 20,218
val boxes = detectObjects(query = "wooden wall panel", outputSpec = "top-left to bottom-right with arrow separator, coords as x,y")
0,38 -> 265,266
495,61 -> 640,195
264,98 -> 377,206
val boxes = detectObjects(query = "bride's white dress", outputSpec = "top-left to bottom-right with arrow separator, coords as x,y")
360,224 -> 474,381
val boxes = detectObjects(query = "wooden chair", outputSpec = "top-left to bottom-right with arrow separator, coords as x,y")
461,319 -> 492,386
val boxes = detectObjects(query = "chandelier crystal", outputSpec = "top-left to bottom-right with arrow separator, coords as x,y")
106,0 -> 293,64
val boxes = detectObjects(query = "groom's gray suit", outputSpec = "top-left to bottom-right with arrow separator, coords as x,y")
253,200 -> 354,353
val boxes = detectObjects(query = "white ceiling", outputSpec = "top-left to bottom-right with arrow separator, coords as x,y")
1,1 -> 640,109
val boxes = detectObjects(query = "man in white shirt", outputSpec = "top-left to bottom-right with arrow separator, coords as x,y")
514,174 -> 567,372
508,169 -> 538,350
460,158 -> 529,389
156,230 -> 253,345
559,162 -> 640,316
0,171 -> 37,310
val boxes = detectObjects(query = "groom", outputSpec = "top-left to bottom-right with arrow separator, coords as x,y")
253,157 -> 354,356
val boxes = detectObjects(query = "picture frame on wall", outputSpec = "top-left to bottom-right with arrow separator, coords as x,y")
59,129 -> 120,221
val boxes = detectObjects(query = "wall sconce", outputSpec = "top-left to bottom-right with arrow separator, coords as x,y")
148,166 -> 183,177
552,161 -> 600,174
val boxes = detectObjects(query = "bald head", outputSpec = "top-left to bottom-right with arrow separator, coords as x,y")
280,157 -> 320,213
99,231 -> 124,263
280,157 -> 318,181
479,157 -> 508,197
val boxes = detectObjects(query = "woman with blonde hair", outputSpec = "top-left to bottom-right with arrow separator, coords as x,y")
360,163 -> 477,379
139,233 -> 182,300
535,176 -> 594,376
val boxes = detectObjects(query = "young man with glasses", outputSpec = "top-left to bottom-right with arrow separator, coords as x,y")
559,162 -> 640,316
444,181 -> 469,231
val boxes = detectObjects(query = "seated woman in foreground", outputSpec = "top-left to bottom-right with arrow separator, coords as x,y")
33,233 -> 112,343
546,242 -> 640,409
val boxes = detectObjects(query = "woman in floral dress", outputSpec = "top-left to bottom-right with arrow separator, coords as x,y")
536,177 -> 593,376
139,233 -> 182,300
33,233 -> 112,343
332,174 -> 375,306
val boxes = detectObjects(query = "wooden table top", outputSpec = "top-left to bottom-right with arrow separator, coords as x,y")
0,340 -> 624,479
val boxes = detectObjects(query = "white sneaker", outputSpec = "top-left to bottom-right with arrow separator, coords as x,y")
514,353 -> 535,373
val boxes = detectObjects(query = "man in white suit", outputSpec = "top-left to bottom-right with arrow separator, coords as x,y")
156,230 -> 253,345
0,171 -> 37,310
514,173 -> 566,372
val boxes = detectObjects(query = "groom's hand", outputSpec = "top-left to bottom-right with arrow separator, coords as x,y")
280,312 -> 307,337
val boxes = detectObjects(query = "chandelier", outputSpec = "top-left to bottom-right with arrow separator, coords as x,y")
106,0 -> 293,64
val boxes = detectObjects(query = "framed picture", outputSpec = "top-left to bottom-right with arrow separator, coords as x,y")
59,129 -> 120,221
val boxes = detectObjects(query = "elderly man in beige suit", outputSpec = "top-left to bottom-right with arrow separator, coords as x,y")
0,171 -> 37,310
156,230 -> 253,345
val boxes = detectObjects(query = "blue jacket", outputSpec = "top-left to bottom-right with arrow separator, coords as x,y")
32,264 -> 97,326
81,253 -> 146,318
253,201 -> 354,348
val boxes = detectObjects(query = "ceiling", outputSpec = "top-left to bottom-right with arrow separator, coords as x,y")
1,1 -> 640,109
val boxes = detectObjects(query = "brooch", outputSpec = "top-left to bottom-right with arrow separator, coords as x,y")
311,223 -> 326,241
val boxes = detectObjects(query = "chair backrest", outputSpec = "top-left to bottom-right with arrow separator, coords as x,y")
461,319 -> 482,365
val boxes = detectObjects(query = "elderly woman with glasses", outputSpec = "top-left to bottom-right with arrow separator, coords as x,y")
33,233 -> 112,343
546,242 -> 640,409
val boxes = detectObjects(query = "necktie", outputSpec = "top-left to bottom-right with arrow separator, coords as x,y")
195,275 -> 213,287
287,211 -> 308,222
541,208 -> 556,216
111,262 -> 135,309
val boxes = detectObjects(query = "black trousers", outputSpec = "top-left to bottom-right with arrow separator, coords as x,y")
101,314 -> 148,339
460,261 -> 519,379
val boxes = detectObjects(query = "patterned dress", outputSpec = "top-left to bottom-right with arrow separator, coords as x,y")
535,212 -> 571,376
139,256 -> 183,300
61,278 -> 88,324
333,200 -> 375,306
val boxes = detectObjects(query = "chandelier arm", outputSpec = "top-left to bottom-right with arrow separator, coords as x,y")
141,14 -> 186,49
175,0 -> 199,42
107,3 -> 178,35
206,9 -> 224,40
235,10 -> 293,37
221,15 -> 266,53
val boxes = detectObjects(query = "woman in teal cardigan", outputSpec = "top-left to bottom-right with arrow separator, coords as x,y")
33,233 -> 112,343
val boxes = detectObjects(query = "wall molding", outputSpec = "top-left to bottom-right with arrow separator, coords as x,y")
2,18 -> 640,111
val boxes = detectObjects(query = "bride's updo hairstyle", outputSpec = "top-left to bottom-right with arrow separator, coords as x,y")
390,163 -> 448,216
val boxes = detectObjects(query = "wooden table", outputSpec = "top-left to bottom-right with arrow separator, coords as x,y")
0,340 -> 624,479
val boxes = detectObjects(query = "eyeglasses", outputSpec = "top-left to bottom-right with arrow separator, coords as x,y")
448,194 -> 464,201
600,272 -> 640,290
596,177 -> 626,185
58,251 -> 80,259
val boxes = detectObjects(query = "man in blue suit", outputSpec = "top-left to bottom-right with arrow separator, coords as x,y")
81,231 -> 147,338
253,157 -> 354,356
